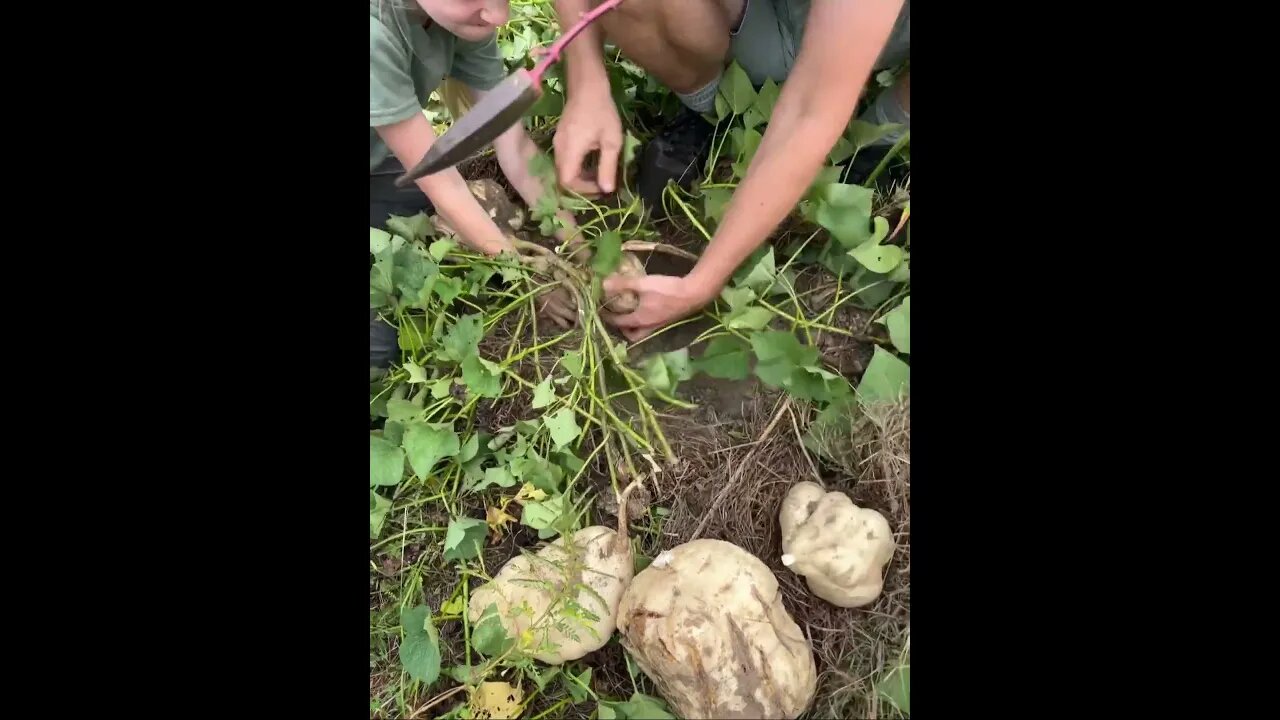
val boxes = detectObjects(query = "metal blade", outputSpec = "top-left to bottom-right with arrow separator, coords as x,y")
394,70 -> 540,188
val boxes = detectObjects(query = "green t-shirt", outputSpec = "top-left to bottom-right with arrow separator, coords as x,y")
369,2 -> 506,173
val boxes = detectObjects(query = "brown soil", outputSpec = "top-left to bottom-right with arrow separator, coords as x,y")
373,172 -> 908,720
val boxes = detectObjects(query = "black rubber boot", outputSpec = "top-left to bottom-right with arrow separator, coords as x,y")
637,107 -> 718,219
844,142 -> 910,190
369,309 -> 399,370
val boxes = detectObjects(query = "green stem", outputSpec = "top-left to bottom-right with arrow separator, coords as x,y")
863,130 -> 910,187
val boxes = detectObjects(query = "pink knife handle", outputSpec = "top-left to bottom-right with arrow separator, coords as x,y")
529,0 -> 627,85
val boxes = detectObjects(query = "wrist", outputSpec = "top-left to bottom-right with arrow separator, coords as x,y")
682,265 -> 726,307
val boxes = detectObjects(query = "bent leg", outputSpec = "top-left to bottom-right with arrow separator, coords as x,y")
593,0 -> 743,97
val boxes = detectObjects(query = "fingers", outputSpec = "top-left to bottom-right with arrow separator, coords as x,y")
553,132 -> 603,196
602,273 -> 641,297
596,138 -> 620,195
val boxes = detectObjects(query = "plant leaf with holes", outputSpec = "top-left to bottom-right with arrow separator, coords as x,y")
848,217 -> 903,273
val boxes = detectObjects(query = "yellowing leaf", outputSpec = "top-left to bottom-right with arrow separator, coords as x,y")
486,504 -> 519,541
471,680 -> 524,720
515,483 -> 547,505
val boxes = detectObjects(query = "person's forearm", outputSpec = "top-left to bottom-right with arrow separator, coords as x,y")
556,0 -> 610,96
686,93 -> 846,294
494,128 -> 583,249
422,170 -> 518,256
376,115 -> 515,257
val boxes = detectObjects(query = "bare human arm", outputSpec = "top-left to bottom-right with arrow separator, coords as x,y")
552,0 -> 623,195
604,0 -> 905,341
375,111 -> 577,327
375,111 -> 516,257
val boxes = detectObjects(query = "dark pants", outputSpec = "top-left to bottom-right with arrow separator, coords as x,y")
370,157 -> 434,369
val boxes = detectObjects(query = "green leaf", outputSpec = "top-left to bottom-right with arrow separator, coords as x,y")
529,666 -> 562,692
392,245 -> 437,303
531,377 -> 556,409
544,408 -> 581,449
883,296 -> 910,353
735,247 -> 776,294
564,667 -> 592,703
720,61 -> 756,115
521,494 -> 567,539
429,238 -> 456,261
444,664 -> 481,685
805,166 -> 845,203
399,604 -> 441,684
814,183 -> 875,249
786,365 -> 850,403
370,435 -> 405,487
714,92 -> 730,123
754,77 -> 780,119
750,331 -> 820,388
403,422 -> 461,478
639,349 -> 693,395
382,420 -> 405,447
743,106 -> 765,131
442,314 -> 483,363
702,187 -> 732,224
370,227 -> 394,254
462,355 -> 504,398
370,490 -> 392,539
726,306 -> 774,331
720,286 -> 757,312
877,660 -> 910,715
560,351 -> 583,378
432,275 -> 464,306
471,602 -> 516,657
730,128 -> 763,179
442,516 -> 488,562
600,693 -> 676,719
430,377 -> 454,400
858,346 -> 910,404
828,137 -> 855,165
482,466 -> 517,489
694,337 -> 751,380
847,118 -> 905,150
622,132 -> 642,170
459,433 -> 481,463
513,452 -> 562,494
403,361 -> 428,384
386,397 -> 423,423
847,216 -> 902,273
386,212 -> 434,244
593,230 -> 623,276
